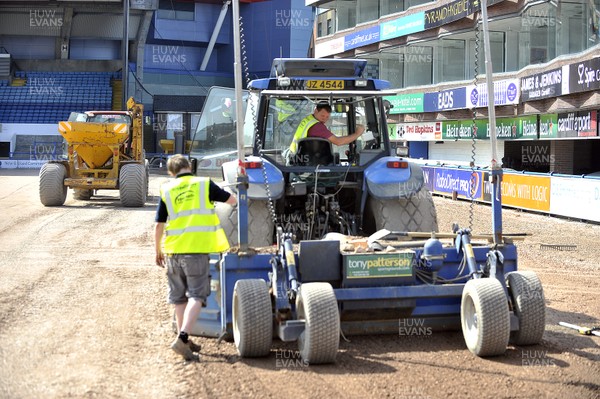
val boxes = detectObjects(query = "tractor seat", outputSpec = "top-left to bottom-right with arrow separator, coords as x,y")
295,138 -> 334,166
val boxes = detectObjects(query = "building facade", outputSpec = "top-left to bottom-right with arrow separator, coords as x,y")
309,0 -> 600,175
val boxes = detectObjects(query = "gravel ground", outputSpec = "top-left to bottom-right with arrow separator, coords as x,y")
0,169 -> 598,399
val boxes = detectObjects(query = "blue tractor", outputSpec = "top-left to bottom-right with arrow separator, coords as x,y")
215,58 -> 438,247
189,58 -> 545,365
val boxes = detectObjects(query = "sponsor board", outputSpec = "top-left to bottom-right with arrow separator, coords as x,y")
550,177 -> 600,222
0,160 -> 47,169
499,173 -> 551,212
556,110 -> 597,138
520,67 -> 564,101
344,26 -> 380,51
384,93 -> 424,114
443,116 -> 538,140
422,166 -> 435,192
567,57 -> 600,94
539,114 -> 558,138
433,168 -> 483,199
466,79 -> 520,108
314,36 -> 345,58
423,88 -> 467,112
344,253 -> 414,278
396,122 -> 442,141
380,12 -> 425,41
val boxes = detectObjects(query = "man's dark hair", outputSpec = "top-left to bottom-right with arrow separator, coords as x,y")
315,103 -> 332,113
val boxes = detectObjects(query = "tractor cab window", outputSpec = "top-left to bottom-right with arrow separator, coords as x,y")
190,87 -> 248,155
261,96 -> 384,165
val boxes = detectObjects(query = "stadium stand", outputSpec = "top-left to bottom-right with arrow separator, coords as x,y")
0,71 -> 120,124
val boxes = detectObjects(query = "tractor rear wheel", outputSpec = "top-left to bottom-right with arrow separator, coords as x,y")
364,186 -> 438,234
506,271 -> 545,345
296,282 -> 340,364
461,278 -> 510,357
73,189 -> 93,200
39,163 -> 67,206
119,163 -> 147,207
232,279 -> 273,357
215,198 -> 274,247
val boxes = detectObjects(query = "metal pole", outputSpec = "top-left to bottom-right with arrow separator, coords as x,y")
122,0 -> 130,110
480,0 -> 503,244
232,0 -> 248,250
200,1 -> 231,71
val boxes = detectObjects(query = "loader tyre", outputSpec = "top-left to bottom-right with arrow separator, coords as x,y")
296,282 -> 340,364
506,271 -> 545,345
364,186 -> 438,234
232,279 -> 273,357
215,198 -> 274,247
119,163 -> 147,207
73,189 -> 92,200
39,163 -> 67,206
461,278 -> 510,357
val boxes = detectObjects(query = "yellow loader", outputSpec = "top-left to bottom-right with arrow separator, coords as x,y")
39,97 -> 148,207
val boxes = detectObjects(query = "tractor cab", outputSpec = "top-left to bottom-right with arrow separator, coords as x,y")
244,58 -> 397,169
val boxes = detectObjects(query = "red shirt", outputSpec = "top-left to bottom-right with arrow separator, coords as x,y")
308,122 -> 333,140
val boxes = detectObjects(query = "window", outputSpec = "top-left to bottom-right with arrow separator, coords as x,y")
439,39 -> 465,82
260,96 -> 384,165
358,0 -> 379,24
380,0 -> 404,17
327,18 -> 333,35
404,46 -> 433,87
317,22 -> 323,37
157,0 -> 194,21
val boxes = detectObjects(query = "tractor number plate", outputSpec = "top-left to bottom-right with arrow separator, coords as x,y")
305,80 -> 344,90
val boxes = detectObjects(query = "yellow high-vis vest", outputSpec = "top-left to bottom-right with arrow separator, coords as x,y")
160,176 -> 229,254
289,114 -> 319,154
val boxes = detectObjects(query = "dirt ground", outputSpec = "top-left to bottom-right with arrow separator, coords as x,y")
0,168 -> 598,399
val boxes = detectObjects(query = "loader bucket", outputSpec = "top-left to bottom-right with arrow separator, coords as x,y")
58,121 -> 129,168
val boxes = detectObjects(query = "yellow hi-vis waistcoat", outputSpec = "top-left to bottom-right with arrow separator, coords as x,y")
160,176 -> 229,254
289,114 -> 319,154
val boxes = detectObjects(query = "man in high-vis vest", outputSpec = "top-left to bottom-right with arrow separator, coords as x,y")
154,154 -> 236,361
289,102 -> 365,157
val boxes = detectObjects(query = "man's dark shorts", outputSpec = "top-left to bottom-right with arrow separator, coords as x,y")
166,254 -> 210,305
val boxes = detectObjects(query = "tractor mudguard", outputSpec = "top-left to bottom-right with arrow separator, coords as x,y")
221,156 -> 284,200
364,157 -> 424,199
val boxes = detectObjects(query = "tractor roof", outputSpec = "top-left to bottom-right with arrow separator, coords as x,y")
270,58 -> 368,78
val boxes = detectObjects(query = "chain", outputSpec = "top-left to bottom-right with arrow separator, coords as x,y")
239,16 -> 279,228
469,12 -> 481,231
